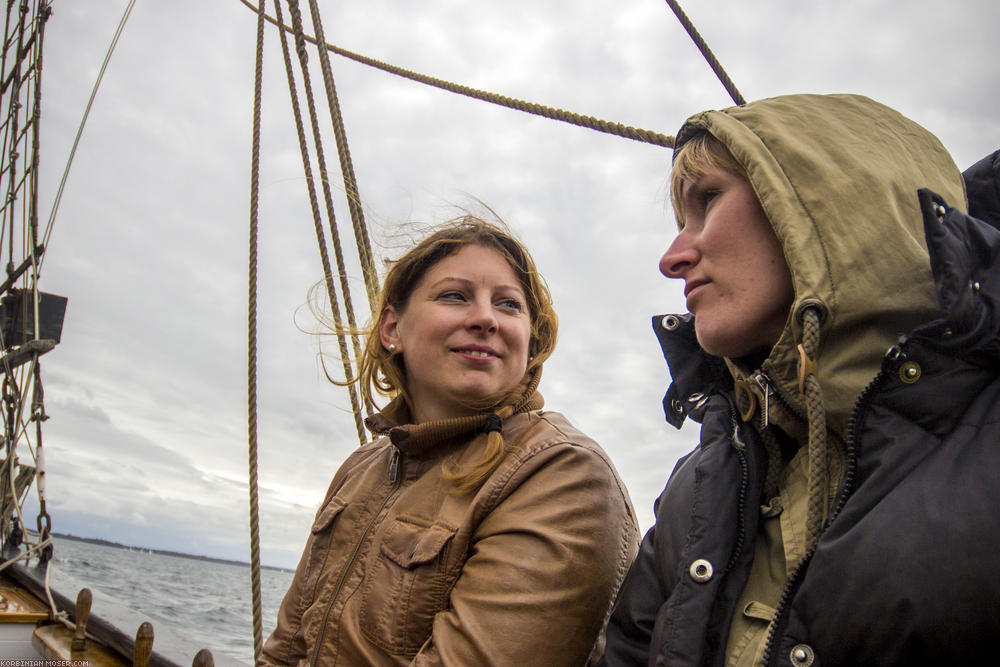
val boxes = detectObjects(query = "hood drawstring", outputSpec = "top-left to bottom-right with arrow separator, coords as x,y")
798,306 -> 828,549
442,367 -> 544,494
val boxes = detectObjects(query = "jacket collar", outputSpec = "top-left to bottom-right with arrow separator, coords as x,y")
363,392 -> 545,458
913,188 -> 1000,365
652,313 -> 729,428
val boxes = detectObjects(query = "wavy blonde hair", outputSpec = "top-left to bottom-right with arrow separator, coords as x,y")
355,215 -> 558,492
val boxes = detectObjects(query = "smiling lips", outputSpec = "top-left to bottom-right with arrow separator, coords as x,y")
453,345 -> 499,360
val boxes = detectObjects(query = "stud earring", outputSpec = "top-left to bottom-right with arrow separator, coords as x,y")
388,343 -> 397,353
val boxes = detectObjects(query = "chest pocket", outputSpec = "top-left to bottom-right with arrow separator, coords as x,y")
360,517 -> 459,654
299,496 -> 347,604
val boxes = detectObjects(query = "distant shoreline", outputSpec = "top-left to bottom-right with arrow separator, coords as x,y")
53,532 -> 294,573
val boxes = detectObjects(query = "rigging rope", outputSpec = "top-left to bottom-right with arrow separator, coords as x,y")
247,0 -> 266,659
41,0 -> 134,269
302,0 -> 379,313
236,0 -> 674,149
663,0 -> 746,106
284,0 -> 372,416
272,0 -> 366,443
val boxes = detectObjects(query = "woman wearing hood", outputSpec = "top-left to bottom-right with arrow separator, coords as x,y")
598,94 -> 1000,666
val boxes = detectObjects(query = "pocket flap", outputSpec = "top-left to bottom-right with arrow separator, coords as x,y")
382,520 -> 457,568
311,497 -> 347,534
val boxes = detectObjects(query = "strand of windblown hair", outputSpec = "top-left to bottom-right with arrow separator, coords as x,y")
247,0 -> 266,660
284,0 -> 371,416
662,0 -> 746,106
235,0 -> 674,149
304,0 -> 379,312
272,0 -> 366,444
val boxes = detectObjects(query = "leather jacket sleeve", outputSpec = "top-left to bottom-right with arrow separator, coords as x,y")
409,443 -> 638,666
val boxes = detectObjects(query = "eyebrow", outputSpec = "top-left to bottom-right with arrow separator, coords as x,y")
428,276 -> 525,295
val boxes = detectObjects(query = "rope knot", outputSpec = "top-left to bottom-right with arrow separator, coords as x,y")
482,413 -> 503,434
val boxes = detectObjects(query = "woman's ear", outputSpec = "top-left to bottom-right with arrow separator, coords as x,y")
378,306 -> 401,353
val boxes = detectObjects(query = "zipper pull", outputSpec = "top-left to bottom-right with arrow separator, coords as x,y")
388,447 -> 401,484
754,372 -> 772,429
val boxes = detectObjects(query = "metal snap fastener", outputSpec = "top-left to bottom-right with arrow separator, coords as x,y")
934,203 -> 947,219
689,559 -> 713,583
661,315 -> 681,331
971,280 -> 981,293
790,644 -> 815,666
899,361 -> 921,384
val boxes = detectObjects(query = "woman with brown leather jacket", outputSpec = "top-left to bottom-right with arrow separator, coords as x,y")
261,216 -> 638,666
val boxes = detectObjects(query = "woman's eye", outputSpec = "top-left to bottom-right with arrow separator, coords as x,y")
497,298 -> 524,312
438,291 -> 467,302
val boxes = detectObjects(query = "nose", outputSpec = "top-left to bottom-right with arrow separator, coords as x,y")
659,232 -> 699,279
466,297 -> 499,333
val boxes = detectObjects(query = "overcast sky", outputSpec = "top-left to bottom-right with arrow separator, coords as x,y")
25,0 -> 998,575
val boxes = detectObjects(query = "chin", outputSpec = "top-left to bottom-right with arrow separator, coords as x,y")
696,328 -> 753,359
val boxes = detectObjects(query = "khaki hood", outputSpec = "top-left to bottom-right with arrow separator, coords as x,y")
675,94 -> 967,438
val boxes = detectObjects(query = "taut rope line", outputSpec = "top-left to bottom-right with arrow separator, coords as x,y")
304,0 -> 379,312
284,0 -> 372,417
42,0 -> 135,268
272,0 -> 367,443
248,0 -> 266,660
235,0 -> 674,149
663,0 -> 746,106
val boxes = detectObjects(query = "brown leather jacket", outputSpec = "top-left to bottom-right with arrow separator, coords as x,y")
261,394 -> 638,666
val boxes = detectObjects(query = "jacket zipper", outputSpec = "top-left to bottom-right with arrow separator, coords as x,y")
310,446 -> 403,667
751,368 -> 809,429
723,403 -> 750,576
759,348 -> 897,665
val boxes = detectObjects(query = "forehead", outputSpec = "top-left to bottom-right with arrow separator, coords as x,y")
419,244 -> 522,288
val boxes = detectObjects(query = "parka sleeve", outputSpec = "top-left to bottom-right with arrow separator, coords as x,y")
596,525 -> 664,666
597,451 -> 696,666
409,441 -> 639,667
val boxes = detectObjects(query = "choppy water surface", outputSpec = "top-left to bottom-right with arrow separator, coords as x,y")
49,536 -> 293,665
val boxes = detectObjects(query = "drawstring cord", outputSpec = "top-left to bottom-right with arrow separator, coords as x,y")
798,306 -> 828,549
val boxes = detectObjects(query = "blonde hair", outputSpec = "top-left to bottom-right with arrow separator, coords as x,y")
669,131 -> 744,228
356,215 -> 558,492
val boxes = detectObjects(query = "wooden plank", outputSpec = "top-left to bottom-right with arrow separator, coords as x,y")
32,623 -> 128,666
0,581 -> 50,623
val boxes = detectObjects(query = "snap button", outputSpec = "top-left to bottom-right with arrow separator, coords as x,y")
661,315 -> 681,331
934,203 -> 947,219
898,361 -> 921,384
970,280 -> 981,293
688,559 -> 713,583
790,644 -> 814,666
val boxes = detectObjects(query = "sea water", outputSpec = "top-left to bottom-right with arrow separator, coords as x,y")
47,536 -> 293,665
